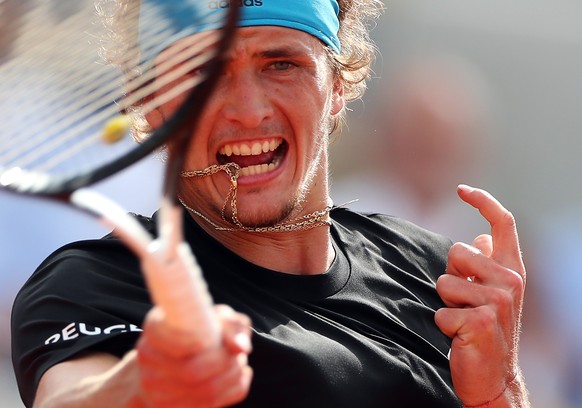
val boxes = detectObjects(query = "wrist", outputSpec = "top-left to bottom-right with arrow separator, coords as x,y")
462,371 -> 524,408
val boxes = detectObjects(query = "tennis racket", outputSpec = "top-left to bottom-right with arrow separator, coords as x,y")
0,0 -> 239,349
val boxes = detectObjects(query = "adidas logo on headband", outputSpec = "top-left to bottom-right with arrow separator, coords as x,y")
140,0 -> 341,59
208,0 -> 264,8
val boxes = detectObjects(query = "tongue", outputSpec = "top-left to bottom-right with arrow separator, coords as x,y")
224,151 -> 274,168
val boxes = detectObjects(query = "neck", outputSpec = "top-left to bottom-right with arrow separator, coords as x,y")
192,211 -> 335,275
179,156 -> 335,274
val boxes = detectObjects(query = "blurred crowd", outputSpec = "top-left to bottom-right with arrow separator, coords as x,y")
2,1 -> 582,407
332,52 -> 577,408
332,54 -> 492,244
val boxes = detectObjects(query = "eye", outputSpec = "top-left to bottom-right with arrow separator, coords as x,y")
269,61 -> 295,71
187,62 -> 209,77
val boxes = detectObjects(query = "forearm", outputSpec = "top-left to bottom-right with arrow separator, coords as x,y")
34,351 -> 145,408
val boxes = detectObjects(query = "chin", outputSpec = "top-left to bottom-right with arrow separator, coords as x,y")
225,199 -> 296,229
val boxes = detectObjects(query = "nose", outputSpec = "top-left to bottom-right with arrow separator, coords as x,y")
221,70 -> 274,129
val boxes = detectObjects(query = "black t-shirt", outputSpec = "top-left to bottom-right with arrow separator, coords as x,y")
12,208 -> 461,407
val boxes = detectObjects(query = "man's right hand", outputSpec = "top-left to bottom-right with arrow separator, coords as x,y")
34,305 -> 253,408
136,304 -> 253,407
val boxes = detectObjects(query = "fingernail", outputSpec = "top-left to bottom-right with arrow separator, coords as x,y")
458,184 -> 474,193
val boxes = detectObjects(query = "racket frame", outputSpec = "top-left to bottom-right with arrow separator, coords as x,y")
2,2 -> 242,348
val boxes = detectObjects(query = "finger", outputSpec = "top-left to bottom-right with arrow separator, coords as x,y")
434,305 -> 498,342
215,305 -> 253,354
217,366 -> 253,408
209,359 -> 253,408
466,235 -> 492,283
185,352 -> 249,385
472,234 -> 492,257
141,307 -> 209,357
196,354 -> 253,408
457,185 -> 525,274
138,338 -> 244,384
446,242 -> 520,287
436,274 -> 489,308
139,356 -> 252,408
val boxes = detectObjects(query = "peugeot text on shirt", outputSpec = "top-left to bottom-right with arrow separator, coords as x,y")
44,322 -> 143,345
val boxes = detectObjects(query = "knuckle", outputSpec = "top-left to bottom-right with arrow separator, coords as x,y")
474,233 -> 491,243
490,287 -> 513,310
501,209 -> 517,227
474,305 -> 497,331
505,268 -> 526,292
447,242 -> 468,260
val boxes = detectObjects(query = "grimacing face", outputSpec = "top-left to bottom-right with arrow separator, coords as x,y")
147,26 -> 344,229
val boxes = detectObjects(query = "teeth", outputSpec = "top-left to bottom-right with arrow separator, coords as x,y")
251,142 -> 262,155
240,144 -> 251,155
218,138 -> 283,177
240,162 -> 278,177
219,138 -> 282,157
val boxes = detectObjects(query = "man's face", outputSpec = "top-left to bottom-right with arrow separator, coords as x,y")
150,26 -> 344,229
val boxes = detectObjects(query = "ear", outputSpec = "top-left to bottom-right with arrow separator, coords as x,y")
144,107 -> 165,130
330,77 -> 345,116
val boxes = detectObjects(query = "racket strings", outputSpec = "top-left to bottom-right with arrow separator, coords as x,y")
1,33 -> 219,172
1,2 -> 227,175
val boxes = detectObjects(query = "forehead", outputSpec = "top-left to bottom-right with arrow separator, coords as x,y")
232,26 -> 329,62
235,25 -> 323,47
169,26 -> 326,57
156,26 -> 329,71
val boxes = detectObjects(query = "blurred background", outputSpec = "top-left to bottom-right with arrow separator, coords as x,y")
2,1 -> 582,406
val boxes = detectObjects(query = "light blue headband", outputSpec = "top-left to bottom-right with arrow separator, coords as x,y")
139,0 -> 341,63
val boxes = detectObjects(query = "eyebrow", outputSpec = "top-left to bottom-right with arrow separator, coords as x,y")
256,47 -> 305,59
227,39 -> 318,63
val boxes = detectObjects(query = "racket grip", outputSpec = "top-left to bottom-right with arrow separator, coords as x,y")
141,240 -> 221,350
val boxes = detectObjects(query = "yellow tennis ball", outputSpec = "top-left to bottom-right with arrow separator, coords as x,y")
101,115 -> 132,144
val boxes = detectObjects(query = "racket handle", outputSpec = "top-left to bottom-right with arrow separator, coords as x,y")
141,239 -> 221,350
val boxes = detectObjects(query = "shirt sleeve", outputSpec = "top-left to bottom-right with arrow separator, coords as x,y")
11,239 -> 152,407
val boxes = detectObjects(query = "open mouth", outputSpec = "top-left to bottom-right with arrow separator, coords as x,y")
217,137 -> 288,177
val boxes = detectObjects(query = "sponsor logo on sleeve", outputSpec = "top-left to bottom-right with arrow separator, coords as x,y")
44,322 -> 143,345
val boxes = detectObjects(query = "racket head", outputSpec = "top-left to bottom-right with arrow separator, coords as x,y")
0,0 -> 239,198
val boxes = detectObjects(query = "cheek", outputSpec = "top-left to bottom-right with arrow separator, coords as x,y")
283,84 -> 332,125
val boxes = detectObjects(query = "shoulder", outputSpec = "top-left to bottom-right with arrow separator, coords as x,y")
45,213 -> 153,269
330,207 -> 453,280
11,214 -> 154,405
14,212 -> 155,313
331,207 -> 452,250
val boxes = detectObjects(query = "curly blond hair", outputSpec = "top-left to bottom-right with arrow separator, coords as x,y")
96,0 -> 383,138
328,0 -> 383,132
